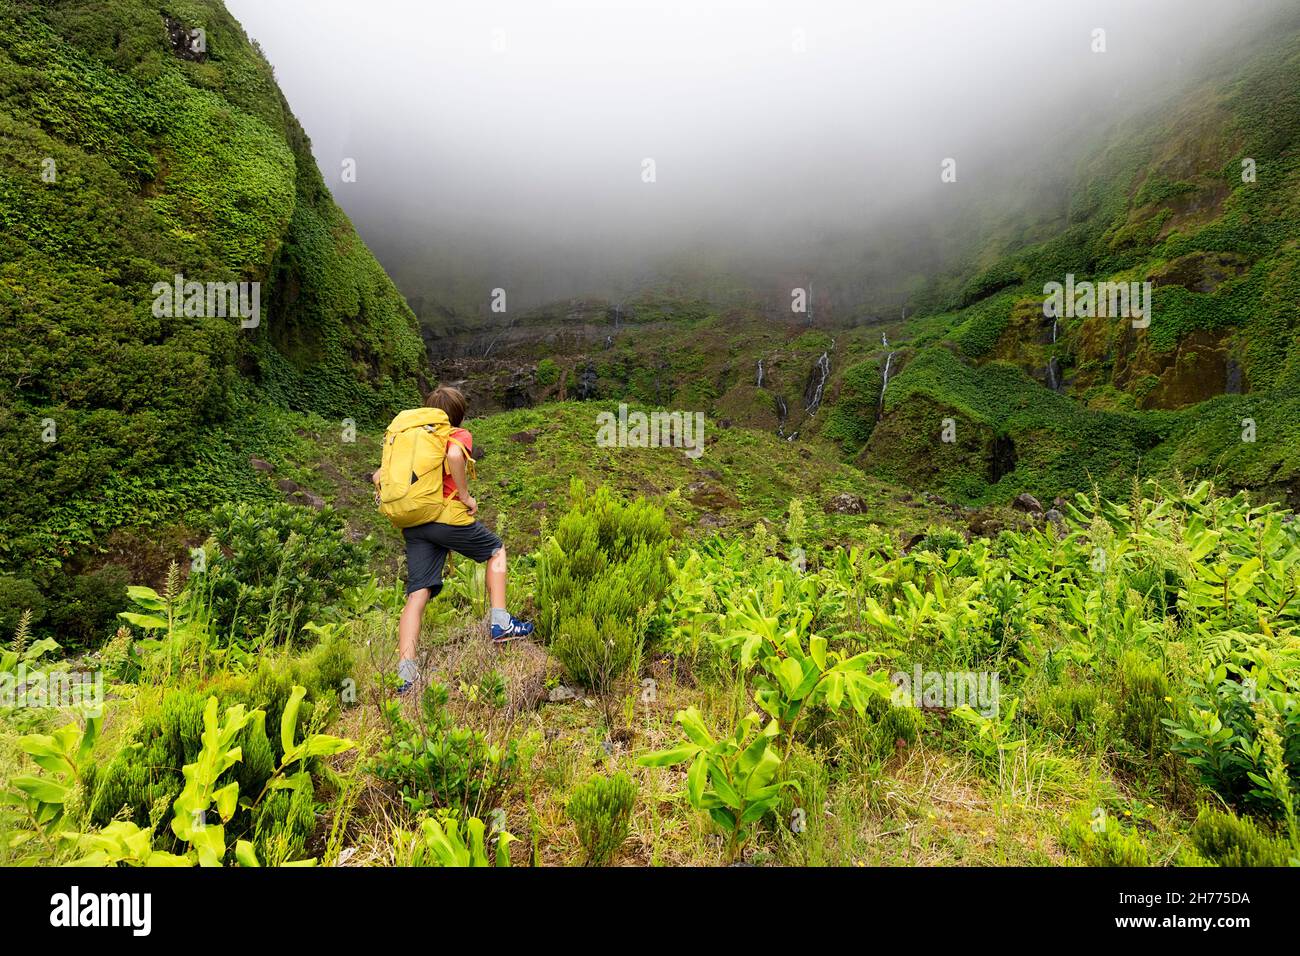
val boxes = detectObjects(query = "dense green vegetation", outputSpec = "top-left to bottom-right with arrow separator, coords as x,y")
0,0 -> 424,601
4,0 -> 1300,872
5,479 -> 1297,867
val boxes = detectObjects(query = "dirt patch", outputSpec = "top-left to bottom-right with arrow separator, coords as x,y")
419,631 -> 557,717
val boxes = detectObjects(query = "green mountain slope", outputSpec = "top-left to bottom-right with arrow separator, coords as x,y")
0,0 -> 427,569
865,18 -> 1300,503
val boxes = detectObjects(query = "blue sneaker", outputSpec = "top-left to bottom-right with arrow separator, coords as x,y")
395,679 -> 414,696
491,616 -> 534,644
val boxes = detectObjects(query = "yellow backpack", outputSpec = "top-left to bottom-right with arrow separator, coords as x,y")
376,408 -> 473,529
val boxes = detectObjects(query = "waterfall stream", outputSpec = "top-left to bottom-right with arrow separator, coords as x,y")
877,333 -> 894,420
877,352 -> 895,418
756,358 -> 764,388
805,352 -> 831,414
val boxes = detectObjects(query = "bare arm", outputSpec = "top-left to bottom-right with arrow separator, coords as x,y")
445,444 -> 476,514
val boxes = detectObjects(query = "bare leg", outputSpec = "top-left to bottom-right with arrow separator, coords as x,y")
487,546 -> 507,610
398,587 -> 430,662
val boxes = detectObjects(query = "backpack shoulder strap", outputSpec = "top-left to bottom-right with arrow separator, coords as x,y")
443,434 -> 476,484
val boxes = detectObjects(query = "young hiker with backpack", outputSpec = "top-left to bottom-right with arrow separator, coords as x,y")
373,385 -> 533,694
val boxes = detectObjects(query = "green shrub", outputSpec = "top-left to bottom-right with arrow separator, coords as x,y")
1064,814 -> 1152,866
87,688 -> 277,853
252,778 -> 317,867
240,628 -> 355,741
914,527 -> 966,560
371,683 -> 517,818
46,565 -> 131,650
567,772 -> 637,866
880,703 -> 925,749
87,689 -> 208,835
1116,650 -> 1171,755
536,481 -> 672,690
536,358 -> 559,388
1035,681 -> 1101,741
1190,807 -> 1293,867
205,502 -> 371,645
0,575 -> 46,637
1165,659 -> 1299,816
85,673 -> 344,861
550,614 -> 642,695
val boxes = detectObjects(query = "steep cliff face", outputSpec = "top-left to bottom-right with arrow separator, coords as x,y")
0,0 -> 426,565
939,21 -> 1300,407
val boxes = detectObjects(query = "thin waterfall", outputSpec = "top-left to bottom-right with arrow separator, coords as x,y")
756,358 -> 764,388
805,352 -> 831,414
877,335 -> 895,420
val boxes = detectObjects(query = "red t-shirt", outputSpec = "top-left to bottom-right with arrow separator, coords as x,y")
444,427 -> 472,500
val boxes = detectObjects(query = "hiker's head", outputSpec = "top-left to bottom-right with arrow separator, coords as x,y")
425,385 -> 467,427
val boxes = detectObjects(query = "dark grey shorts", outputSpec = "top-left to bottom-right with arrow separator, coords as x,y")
402,520 -> 503,595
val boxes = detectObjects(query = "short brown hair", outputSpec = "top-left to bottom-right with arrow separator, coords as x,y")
425,385 -> 467,427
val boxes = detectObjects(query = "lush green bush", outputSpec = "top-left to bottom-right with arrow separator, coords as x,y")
371,683 -> 517,818
1115,650 -> 1172,756
536,358 -> 559,388
566,772 -> 637,866
536,481 -> 672,690
0,574 -> 46,637
1166,663 -> 1299,817
550,614 -> 643,696
1190,807 -> 1293,867
85,683 -> 342,862
205,501 -> 371,645
44,565 -> 131,650
1063,814 -> 1153,866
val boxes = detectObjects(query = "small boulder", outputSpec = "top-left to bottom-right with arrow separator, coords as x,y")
1012,493 -> 1044,515
250,457 -> 273,473
901,531 -> 927,552
293,490 -> 325,510
547,684 -> 579,703
968,509 -> 1005,538
1045,508 -> 1066,531
825,492 -> 867,515
276,479 -> 299,494
509,429 -> 539,444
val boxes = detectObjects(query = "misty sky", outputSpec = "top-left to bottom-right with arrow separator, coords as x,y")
226,0 -> 1289,312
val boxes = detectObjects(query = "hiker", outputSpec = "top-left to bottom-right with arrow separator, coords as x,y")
372,385 -> 533,694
